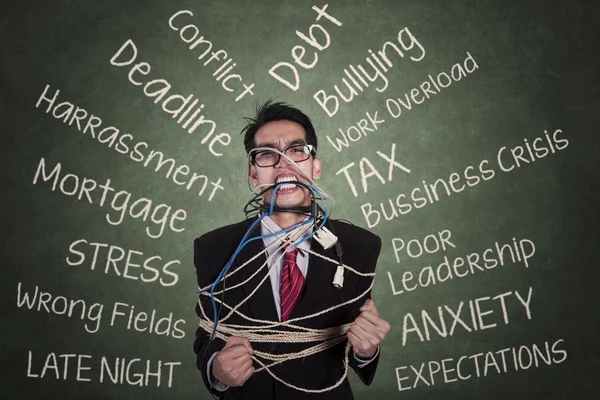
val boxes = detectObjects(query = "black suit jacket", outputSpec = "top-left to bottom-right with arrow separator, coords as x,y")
193,217 -> 382,400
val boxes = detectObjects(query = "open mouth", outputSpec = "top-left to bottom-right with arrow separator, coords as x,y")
275,175 -> 299,192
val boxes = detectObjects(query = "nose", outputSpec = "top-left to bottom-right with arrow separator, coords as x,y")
275,150 -> 292,168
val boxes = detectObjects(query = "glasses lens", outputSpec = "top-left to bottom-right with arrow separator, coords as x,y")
252,145 -> 313,167
286,145 -> 311,162
254,149 -> 278,167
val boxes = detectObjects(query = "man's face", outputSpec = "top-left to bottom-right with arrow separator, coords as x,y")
249,120 -> 321,209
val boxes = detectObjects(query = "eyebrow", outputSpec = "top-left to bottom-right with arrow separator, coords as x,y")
255,139 -> 307,149
255,142 -> 278,149
286,139 -> 307,147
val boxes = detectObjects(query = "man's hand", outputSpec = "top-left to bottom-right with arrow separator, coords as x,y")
213,336 -> 255,387
347,299 -> 391,359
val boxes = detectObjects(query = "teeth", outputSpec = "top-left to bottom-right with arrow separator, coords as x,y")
278,183 -> 296,190
276,176 -> 297,183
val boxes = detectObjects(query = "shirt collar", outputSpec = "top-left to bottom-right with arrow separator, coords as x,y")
260,215 -> 312,255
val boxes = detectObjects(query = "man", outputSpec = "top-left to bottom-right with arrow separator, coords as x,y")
193,101 -> 390,399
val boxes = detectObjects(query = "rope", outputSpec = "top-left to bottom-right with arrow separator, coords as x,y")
196,219 -> 376,393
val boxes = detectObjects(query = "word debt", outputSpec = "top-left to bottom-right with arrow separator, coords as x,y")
268,4 -> 343,91
26,351 -> 180,388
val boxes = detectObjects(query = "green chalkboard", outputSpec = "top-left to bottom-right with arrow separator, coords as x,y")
1,0 -> 599,399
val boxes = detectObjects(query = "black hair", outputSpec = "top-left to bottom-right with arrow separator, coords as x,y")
240,100 -> 318,154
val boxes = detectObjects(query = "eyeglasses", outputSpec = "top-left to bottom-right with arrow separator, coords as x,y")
250,144 -> 316,167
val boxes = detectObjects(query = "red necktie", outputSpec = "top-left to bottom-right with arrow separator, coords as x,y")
280,246 -> 304,322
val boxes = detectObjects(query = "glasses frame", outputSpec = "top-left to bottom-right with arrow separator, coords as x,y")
249,144 -> 317,168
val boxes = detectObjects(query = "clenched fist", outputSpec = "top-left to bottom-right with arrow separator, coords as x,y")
213,336 -> 255,387
347,299 -> 391,359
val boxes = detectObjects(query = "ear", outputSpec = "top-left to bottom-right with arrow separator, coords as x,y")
312,158 -> 322,180
249,164 -> 258,186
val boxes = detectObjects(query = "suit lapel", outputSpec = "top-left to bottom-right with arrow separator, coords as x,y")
234,218 -> 279,323
289,239 -> 338,325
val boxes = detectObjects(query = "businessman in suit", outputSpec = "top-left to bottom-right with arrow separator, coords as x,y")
193,101 -> 390,399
